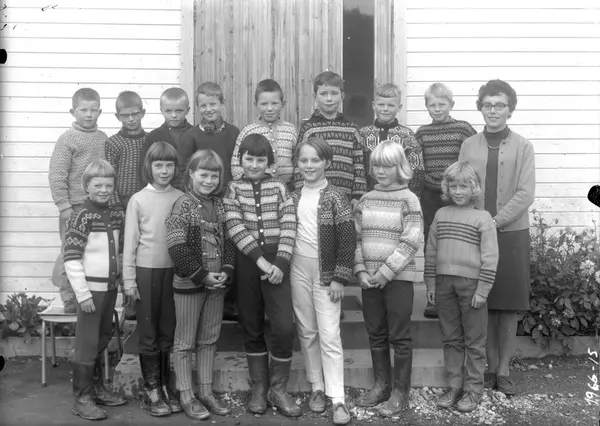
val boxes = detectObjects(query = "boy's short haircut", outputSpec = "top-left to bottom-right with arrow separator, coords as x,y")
182,149 -> 225,195
238,134 -> 275,166
141,141 -> 179,184
369,140 -> 413,184
376,83 -> 401,99
160,87 -> 190,107
115,91 -> 143,112
440,161 -> 482,203
82,159 -> 116,190
313,71 -> 344,93
476,79 -> 518,114
72,88 -> 101,109
295,136 -> 333,164
255,78 -> 284,103
424,83 -> 454,103
195,81 -> 224,104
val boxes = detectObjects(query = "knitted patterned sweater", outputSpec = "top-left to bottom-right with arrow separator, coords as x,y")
105,128 -> 147,206
424,206 -> 498,298
359,121 -> 425,197
414,118 -> 477,191
223,176 -> 297,272
231,120 -> 298,186
291,181 -> 356,286
48,123 -> 107,212
294,111 -> 367,201
63,199 -> 124,303
354,183 -> 423,282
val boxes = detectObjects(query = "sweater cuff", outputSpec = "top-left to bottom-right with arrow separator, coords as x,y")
424,278 -> 436,291
353,263 -> 367,277
190,268 -> 209,287
75,290 -> 93,304
123,279 -> 137,291
378,263 -> 396,282
274,256 -> 290,275
475,281 -> 493,299
332,276 -> 349,287
56,200 -> 73,213
246,246 -> 264,263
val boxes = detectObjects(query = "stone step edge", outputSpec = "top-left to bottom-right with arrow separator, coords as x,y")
112,348 -> 446,396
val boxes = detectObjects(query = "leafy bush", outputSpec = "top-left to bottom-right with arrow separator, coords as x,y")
0,293 -> 48,342
522,210 -> 600,351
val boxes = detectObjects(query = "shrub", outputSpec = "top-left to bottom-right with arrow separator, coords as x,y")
0,293 -> 48,342
523,210 -> 600,352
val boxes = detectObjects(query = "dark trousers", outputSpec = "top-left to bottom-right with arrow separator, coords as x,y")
73,289 -> 118,364
436,275 -> 488,394
421,187 -> 449,252
234,250 -> 295,360
135,267 -> 176,353
362,280 -> 414,357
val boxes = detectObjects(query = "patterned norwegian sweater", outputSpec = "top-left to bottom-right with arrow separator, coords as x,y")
63,199 -> 124,303
48,123 -> 107,212
165,192 -> 235,294
105,128 -> 147,206
291,182 -> 356,286
294,111 -> 367,201
414,118 -> 477,191
359,121 -> 425,197
354,183 -> 423,282
223,176 -> 297,272
424,206 -> 498,298
231,120 -> 298,186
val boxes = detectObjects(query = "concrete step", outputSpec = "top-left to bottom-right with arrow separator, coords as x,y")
112,348 -> 446,397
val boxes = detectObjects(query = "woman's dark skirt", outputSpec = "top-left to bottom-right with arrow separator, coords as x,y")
487,229 -> 531,311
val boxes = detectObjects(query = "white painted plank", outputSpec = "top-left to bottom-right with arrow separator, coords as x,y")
529,211 -> 600,228
407,67 -> 600,82
2,262 -> 56,277
1,158 -> 50,172
0,172 -> 55,187
407,81 -> 600,96
0,247 -> 59,263
407,124 -> 600,140
0,23 -> 181,40
1,217 -> 58,232
406,95 -> 600,111
1,112 -> 166,130
405,9 -> 600,24
5,38 -> 181,54
9,0 -> 180,10
531,197 -> 598,212
3,8 -> 181,25
2,68 -> 180,84
6,53 -> 181,70
2,143 -> 59,157
406,23 -> 600,39
0,83 -> 181,99
0,277 -> 56,294
408,38 -> 600,52
535,154 -> 600,169
0,187 -> 53,203
535,183 -> 597,198
0,97 -> 164,113
407,0 -> 600,9
529,140 -> 600,154
407,52 -> 600,67
0,203 -> 59,218
536,168 -> 600,183
407,111 -> 600,126
0,232 -> 60,247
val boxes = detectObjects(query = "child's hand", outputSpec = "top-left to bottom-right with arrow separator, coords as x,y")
80,298 -> 95,313
357,272 -> 372,290
329,281 -> 344,303
426,289 -> 436,305
268,265 -> 284,285
369,272 -> 388,289
60,208 -> 74,221
257,257 -> 272,274
471,293 -> 487,309
204,272 -> 225,289
123,288 -> 140,307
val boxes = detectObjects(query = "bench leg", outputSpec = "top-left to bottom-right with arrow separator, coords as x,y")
41,320 -> 47,387
50,323 -> 58,367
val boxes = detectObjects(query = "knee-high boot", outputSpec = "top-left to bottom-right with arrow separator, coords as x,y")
159,351 -> 182,413
246,354 -> 269,414
266,358 -> 301,418
72,362 -> 107,421
356,347 -> 392,407
93,354 -> 127,406
139,352 -> 171,417
379,350 -> 412,417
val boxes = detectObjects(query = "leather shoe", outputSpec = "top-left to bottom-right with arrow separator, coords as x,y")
181,398 -> 210,421
484,372 -> 497,389
308,390 -> 326,413
332,402 -> 351,425
199,393 -> 231,416
457,391 -> 480,413
497,375 -> 517,395
437,388 -> 463,409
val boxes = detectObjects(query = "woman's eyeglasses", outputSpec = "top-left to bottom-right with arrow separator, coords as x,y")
482,103 -> 507,111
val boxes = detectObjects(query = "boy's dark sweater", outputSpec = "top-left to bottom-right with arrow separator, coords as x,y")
139,120 -> 194,190
105,128 -> 147,206
179,122 -> 240,191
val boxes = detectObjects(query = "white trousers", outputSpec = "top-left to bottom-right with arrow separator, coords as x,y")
290,254 -> 344,399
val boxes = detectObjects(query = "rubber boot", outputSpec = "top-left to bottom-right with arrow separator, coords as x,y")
72,362 -> 107,421
266,358 -> 302,418
160,351 -> 182,413
247,354 -> 269,414
379,350 -> 412,417
356,347 -> 392,407
139,352 -> 171,417
93,354 -> 127,406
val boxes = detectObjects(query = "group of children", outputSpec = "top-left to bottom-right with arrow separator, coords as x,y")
48,70 -> 498,423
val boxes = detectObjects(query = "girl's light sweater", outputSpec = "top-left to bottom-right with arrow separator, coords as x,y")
122,184 -> 184,290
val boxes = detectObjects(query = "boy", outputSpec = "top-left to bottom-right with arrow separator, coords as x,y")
48,87 -> 107,313
64,160 -> 127,421
105,91 -> 147,210
222,134 -> 300,418
359,83 -> 425,197
415,83 -> 477,319
180,82 -> 240,193
231,79 -> 298,191
294,71 -> 366,208
139,88 -> 194,190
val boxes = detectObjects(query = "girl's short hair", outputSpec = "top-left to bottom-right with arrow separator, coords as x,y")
295,136 -> 333,163
82,160 -> 115,190
440,161 -> 482,203
182,149 -> 225,195
255,79 -> 284,103
424,83 -> 454,104
141,141 -> 179,184
196,81 -> 224,104
476,79 -> 518,115
375,83 -> 401,99
238,134 -> 275,166
369,140 -> 413,184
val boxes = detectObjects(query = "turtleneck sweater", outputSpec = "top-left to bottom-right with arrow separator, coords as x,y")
295,179 -> 328,258
105,127 -> 147,205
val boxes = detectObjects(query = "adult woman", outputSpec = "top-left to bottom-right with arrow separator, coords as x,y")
458,80 -> 535,396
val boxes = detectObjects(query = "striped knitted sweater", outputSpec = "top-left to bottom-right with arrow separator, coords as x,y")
223,176 -> 297,272
424,206 -> 499,298
295,111 -> 367,201
231,120 -> 298,186
359,122 -> 425,197
414,118 -> 477,191
63,199 -> 124,303
48,123 -> 107,212
105,128 -> 147,206
354,183 -> 423,282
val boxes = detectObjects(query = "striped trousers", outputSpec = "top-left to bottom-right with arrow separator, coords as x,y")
172,289 -> 226,394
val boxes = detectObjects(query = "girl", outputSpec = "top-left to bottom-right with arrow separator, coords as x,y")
122,141 -> 184,417
424,161 -> 498,413
165,149 -> 236,420
290,137 -> 355,425
354,140 -> 423,417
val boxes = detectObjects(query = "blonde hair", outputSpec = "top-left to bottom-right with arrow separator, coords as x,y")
440,161 -> 481,203
375,83 -> 401,99
82,160 -> 115,190
182,149 -> 224,195
369,140 -> 413,184
424,83 -> 454,104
